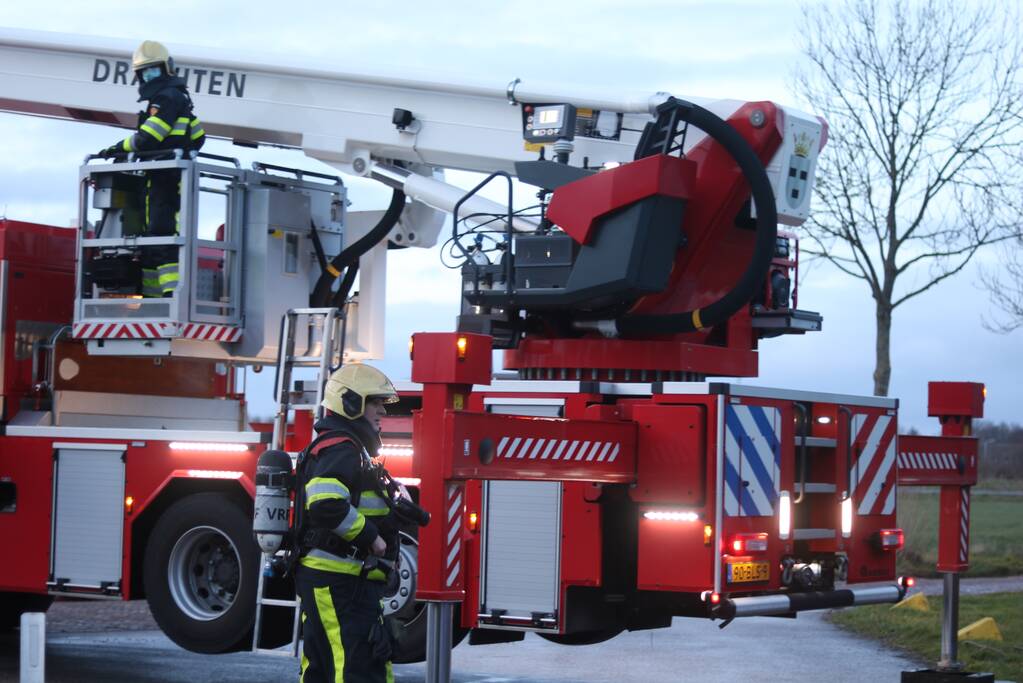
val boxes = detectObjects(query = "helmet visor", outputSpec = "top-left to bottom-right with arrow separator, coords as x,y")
138,66 -> 162,83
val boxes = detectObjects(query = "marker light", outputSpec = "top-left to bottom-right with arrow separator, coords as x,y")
379,444 -> 414,457
841,497 -> 853,538
817,416 -> 832,425
124,496 -> 134,514
643,510 -> 700,522
169,442 -> 249,452
731,532 -> 769,554
710,592 -> 721,605
456,336 -> 468,359
875,528 -> 904,551
778,490 -> 792,540
468,511 -> 479,532
185,469 -> 244,479
900,576 -> 915,589
703,524 -> 713,546
408,336 -> 415,360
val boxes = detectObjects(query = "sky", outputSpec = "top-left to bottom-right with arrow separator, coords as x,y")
0,0 -> 1019,433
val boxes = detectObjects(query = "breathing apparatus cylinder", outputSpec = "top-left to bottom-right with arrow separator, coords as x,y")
252,449 -> 294,554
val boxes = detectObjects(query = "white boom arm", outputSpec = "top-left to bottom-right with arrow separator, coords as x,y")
0,28 -> 824,360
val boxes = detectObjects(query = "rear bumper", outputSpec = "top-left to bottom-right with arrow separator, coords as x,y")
718,583 -> 906,619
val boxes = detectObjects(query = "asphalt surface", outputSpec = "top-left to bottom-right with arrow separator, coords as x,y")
0,598 -> 931,683
4,576 -> 1021,682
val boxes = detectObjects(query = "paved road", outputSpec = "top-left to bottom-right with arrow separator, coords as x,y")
0,610 -> 924,683
8,575 -> 1021,683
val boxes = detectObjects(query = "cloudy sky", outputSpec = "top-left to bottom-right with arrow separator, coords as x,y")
1,1 -> 1019,432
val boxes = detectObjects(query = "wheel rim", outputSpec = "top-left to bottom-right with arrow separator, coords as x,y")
382,532 -> 418,618
166,525 -> 241,621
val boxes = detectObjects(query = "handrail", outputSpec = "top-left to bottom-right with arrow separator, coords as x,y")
452,171 -> 515,301
792,402 -> 809,504
251,161 -> 342,184
838,406 -> 853,500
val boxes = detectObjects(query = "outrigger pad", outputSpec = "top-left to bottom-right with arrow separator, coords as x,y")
901,670 -> 994,682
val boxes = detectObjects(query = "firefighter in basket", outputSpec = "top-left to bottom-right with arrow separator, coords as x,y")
291,363 -> 428,683
97,40 -> 205,297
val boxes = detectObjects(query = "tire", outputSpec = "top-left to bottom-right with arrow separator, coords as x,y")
385,532 -> 468,664
0,593 -> 53,631
143,492 -> 262,653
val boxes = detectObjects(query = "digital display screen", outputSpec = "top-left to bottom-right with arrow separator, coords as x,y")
537,108 -> 562,125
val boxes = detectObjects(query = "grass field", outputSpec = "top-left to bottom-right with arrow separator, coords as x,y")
830,592 -> 1023,682
898,491 -> 1023,577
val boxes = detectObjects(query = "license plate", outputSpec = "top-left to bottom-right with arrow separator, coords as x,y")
727,561 -> 770,583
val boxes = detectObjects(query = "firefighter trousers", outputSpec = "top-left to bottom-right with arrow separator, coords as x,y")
142,168 -> 180,296
295,565 -> 394,683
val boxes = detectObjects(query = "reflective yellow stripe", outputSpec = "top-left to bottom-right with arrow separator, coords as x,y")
358,491 -> 389,517
300,552 -> 386,581
313,586 -> 346,678
147,116 -> 172,133
340,513 -> 365,541
121,137 -> 133,152
307,491 -> 343,505
692,308 -> 703,330
169,117 -> 190,136
308,477 -> 351,495
326,263 -> 341,277
301,551 -> 363,575
300,611 -> 309,682
386,661 -> 394,683
141,123 -> 166,141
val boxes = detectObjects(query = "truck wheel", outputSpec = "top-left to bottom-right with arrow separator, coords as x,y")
144,492 -> 259,653
385,532 -> 468,663
0,593 -> 53,631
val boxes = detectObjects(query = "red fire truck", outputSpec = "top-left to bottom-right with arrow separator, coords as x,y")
0,29 -> 980,668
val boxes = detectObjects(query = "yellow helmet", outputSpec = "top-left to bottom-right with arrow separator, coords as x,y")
132,40 -> 172,72
321,364 -> 398,420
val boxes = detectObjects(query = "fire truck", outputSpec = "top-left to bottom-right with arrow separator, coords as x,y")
0,28 -> 980,668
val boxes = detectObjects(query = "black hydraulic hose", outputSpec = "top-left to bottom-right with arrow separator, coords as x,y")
310,189 -> 406,307
330,262 -> 360,309
309,220 -> 329,273
613,98 -> 777,336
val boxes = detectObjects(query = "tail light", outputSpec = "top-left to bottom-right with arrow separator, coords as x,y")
730,532 -> 769,554
874,528 -> 904,551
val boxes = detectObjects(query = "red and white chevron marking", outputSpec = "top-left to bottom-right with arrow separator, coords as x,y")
959,488 -> 970,564
897,451 -> 960,470
73,321 -> 178,339
496,437 -> 621,463
179,323 -> 242,342
849,413 -> 898,516
444,484 -> 463,588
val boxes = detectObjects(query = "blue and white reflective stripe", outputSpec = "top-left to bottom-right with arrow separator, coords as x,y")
724,404 -> 781,517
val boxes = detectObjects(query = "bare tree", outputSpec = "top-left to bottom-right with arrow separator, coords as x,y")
795,0 -> 1023,396
981,239 -> 1023,332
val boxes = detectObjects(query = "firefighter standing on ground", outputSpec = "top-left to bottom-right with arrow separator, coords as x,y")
99,40 -> 205,297
295,364 -> 402,683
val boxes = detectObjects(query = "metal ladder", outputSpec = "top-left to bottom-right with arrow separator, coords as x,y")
252,307 -> 347,656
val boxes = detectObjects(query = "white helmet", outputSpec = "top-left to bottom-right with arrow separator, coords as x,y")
321,364 -> 398,420
132,40 -> 172,73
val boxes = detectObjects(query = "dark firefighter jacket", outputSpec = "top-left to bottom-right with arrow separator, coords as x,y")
298,413 -> 400,582
113,75 -> 206,155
